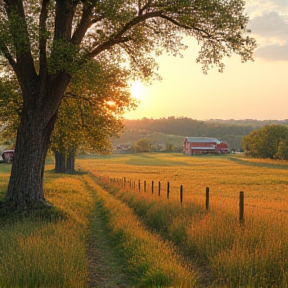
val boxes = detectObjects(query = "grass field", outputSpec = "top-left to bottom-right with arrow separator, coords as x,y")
0,164 -> 91,288
80,153 -> 288,212
80,153 -> 288,287
1,153 -> 288,287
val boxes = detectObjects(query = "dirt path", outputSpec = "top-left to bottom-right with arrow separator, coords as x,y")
86,201 -> 134,288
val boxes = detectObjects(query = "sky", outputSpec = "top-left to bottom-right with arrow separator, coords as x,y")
125,0 -> 288,121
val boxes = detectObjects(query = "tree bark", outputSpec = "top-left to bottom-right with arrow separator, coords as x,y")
2,112 -> 57,211
54,151 -> 75,174
54,150 -> 66,173
66,152 -> 75,174
0,71 -> 71,212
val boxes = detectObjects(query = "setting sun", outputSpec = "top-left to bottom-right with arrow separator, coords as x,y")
130,81 -> 145,101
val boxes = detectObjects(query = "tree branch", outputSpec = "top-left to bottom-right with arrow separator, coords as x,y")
87,10 -> 164,58
54,0 -> 76,41
0,42 -> 17,71
71,2 -> 94,45
139,0 -> 153,15
3,0 -> 38,95
87,36 -> 132,58
39,0 -> 49,79
159,14 -> 212,38
64,91 -> 92,103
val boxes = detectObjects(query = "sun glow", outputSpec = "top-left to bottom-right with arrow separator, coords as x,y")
130,81 -> 145,101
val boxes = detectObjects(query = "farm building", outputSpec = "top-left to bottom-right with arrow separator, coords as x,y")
183,137 -> 229,155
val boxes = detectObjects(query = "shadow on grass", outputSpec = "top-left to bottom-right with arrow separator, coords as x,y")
125,153 -> 189,167
227,156 -> 288,170
45,169 -> 88,176
0,200 -> 68,227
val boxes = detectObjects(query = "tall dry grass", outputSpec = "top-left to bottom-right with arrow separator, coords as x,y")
0,168 -> 92,288
81,153 -> 288,287
84,174 -> 198,287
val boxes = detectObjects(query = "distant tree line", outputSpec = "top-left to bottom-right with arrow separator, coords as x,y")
123,117 -> 288,150
243,125 -> 288,160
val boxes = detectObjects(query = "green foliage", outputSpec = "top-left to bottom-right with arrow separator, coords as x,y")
0,0 -> 257,209
243,125 -> 288,159
275,137 -> 288,160
48,40 -> 84,75
0,78 -> 20,143
0,0 -> 256,78
50,59 -> 136,158
121,117 -> 265,150
134,138 -> 151,152
0,59 -> 136,161
0,0 -> 257,148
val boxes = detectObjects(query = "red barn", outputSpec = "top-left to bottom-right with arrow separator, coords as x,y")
183,137 -> 229,155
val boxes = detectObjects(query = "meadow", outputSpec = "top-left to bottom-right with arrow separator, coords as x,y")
0,153 -> 288,287
80,153 -> 288,287
0,165 -> 91,288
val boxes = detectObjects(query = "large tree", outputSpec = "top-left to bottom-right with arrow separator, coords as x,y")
242,125 -> 288,159
50,60 -> 135,173
0,0 -> 256,212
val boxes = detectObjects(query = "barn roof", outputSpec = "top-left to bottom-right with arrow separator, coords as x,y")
185,137 -> 221,144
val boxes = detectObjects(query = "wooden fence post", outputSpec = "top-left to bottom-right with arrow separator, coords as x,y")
138,180 -> 140,191
167,182 -> 170,199
239,191 -> 244,224
180,185 -> 183,204
206,187 -> 210,211
158,181 -> 161,196
152,181 -> 154,194
144,180 -> 146,192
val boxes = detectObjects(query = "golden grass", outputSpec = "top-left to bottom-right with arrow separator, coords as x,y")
84,175 -> 198,287
79,153 -> 288,211
1,153 -> 287,287
80,153 -> 288,287
0,171 -> 92,288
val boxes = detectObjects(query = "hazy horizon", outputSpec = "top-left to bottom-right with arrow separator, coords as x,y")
124,116 -> 288,122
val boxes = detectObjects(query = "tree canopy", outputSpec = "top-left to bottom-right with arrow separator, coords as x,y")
122,117 -> 257,150
50,60 -> 136,172
0,0 -> 256,213
0,60 -> 136,172
0,0 -> 256,79
242,125 -> 288,160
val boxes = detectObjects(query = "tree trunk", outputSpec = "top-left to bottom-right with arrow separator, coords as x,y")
0,72 -> 71,213
53,151 -> 75,174
1,112 -> 57,211
66,152 -> 75,174
54,150 -> 66,173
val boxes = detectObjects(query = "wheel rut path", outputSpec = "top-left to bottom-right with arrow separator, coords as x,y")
86,201 -> 134,288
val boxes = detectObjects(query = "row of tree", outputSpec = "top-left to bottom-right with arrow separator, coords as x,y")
123,117 -> 264,150
242,125 -> 288,160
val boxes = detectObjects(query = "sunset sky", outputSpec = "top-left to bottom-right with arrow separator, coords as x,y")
125,0 -> 288,121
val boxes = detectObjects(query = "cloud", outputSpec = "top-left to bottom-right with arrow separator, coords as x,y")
247,0 -> 288,13
255,43 -> 288,61
249,11 -> 288,39
248,10 -> 288,61
272,0 -> 288,10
